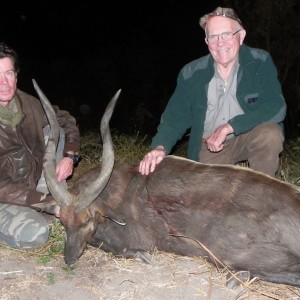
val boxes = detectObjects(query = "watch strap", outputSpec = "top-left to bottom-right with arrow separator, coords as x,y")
64,153 -> 80,164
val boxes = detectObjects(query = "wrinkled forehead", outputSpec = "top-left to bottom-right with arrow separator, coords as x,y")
206,16 -> 239,34
0,57 -> 15,71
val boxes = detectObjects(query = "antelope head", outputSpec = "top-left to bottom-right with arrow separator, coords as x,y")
32,79 -> 121,265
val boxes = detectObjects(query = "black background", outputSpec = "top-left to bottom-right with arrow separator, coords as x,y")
2,1 -> 290,139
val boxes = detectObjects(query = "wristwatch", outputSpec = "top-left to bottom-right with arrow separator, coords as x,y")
64,153 -> 80,164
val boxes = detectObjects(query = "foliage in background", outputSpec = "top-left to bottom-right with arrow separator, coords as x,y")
79,129 -> 150,165
279,137 -> 300,187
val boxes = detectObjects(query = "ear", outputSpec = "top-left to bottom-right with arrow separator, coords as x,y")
98,202 -> 126,226
239,29 -> 246,45
31,196 -> 60,216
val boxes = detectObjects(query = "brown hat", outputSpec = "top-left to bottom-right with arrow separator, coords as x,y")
199,7 -> 243,29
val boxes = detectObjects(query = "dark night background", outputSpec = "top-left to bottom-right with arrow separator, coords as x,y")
1,0 -> 300,140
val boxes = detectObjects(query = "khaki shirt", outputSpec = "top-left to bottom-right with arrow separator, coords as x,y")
203,61 -> 244,140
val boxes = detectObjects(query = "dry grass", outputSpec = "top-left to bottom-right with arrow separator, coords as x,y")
1,243 -> 300,300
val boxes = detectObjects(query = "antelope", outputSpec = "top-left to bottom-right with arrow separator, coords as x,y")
33,79 -> 300,288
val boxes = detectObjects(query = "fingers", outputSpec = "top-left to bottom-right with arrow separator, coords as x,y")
56,158 -> 74,181
139,149 -> 165,175
139,153 -> 154,175
209,144 -> 223,152
204,127 -> 227,152
205,139 -> 224,152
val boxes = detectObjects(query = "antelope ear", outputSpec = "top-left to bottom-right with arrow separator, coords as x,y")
98,203 -> 126,226
31,196 -> 60,216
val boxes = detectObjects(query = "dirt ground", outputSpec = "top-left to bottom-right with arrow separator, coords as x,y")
1,241 -> 300,300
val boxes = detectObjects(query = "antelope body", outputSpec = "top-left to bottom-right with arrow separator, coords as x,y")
33,80 -> 300,288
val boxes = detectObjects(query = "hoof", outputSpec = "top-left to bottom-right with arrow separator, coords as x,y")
226,270 -> 250,289
134,251 -> 153,264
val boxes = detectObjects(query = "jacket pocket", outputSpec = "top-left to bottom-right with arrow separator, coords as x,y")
244,93 -> 259,105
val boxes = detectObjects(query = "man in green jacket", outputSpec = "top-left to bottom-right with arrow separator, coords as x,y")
139,7 -> 286,177
0,42 -> 80,249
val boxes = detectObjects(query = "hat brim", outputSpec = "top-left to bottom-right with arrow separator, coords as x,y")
199,12 -> 243,29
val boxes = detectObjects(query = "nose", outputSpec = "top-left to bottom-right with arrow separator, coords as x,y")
216,38 -> 225,46
0,73 -> 9,82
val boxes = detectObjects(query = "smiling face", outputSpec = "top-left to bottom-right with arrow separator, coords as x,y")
205,16 -> 246,70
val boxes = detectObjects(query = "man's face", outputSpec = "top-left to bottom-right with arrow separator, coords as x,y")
205,16 -> 246,68
0,57 -> 17,106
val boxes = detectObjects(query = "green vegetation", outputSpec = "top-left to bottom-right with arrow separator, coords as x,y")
279,138 -> 300,186
78,130 -> 150,170
35,219 -> 66,264
46,272 -> 56,285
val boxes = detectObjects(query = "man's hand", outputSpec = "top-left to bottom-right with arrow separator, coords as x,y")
202,123 -> 234,152
56,157 -> 74,181
139,146 -> 166,175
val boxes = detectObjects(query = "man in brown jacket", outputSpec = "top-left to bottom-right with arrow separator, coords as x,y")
0,42 -> 80,249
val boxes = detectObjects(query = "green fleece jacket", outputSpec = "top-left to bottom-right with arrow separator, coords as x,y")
151,44 -> 286,161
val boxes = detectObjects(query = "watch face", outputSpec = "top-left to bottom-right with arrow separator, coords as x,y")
73,155 -> 80,163
64,153 -> 80,164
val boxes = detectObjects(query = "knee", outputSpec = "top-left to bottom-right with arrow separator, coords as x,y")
252,124 -> 284,150
0,207 -> 49,250
20,214 -> 49,249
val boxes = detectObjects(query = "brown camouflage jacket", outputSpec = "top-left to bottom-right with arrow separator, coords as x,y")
0,89 -> 80,206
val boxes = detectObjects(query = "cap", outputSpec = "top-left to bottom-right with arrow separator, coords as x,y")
199,7 -> 243,29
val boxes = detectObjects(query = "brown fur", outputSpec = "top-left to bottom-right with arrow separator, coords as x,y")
60,155 -> 300,287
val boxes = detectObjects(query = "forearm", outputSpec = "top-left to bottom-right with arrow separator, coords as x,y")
0,178 -> 44,206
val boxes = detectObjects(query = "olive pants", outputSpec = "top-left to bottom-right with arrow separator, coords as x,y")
199,123 -> 284,177
0,126 -> 66,249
